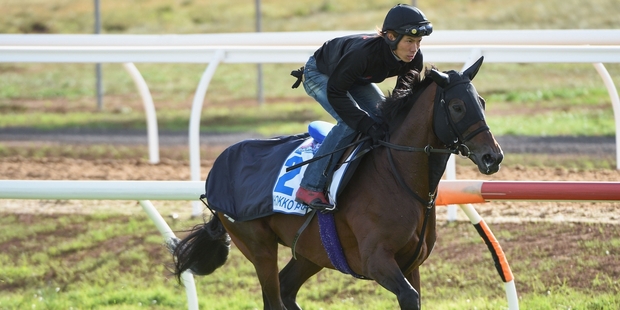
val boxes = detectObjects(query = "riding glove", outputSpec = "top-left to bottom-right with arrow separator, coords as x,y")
366,123 -> 388,145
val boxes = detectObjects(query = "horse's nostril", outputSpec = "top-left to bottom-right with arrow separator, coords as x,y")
482,153 -> 504,167
482,154 -> 496,166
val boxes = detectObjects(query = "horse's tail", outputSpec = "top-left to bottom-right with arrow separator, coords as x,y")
170,213 -> 230,283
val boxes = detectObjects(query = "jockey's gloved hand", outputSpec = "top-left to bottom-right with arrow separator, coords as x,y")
366,123 -> 388,145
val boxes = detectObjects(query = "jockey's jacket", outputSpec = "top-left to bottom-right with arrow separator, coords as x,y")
312,33 -> 424,133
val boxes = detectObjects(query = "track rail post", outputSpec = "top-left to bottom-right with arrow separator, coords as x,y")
139,200 -> 199,310
460,203 -> 519,310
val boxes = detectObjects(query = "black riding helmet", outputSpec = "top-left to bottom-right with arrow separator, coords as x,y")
382,4 -> 433,50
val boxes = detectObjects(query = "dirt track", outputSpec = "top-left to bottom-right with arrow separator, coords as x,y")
0,129 -> 619,222
1,151 -> 619,224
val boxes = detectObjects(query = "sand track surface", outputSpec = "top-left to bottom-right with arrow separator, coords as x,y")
1,155 -> 618,224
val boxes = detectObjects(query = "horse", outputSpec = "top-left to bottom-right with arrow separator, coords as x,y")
170,56 -> 503,310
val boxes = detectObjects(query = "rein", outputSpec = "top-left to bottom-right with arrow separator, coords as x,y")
381,132 -> 440,272
291,78 -> 488,274
285,137 -> 371,173
286,134 -> 461,174
289,136 -> 452,260
379,140 -> 457,155
383,137 -> 441,207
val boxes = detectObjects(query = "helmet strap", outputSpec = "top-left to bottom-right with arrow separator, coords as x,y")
384,32 -> 403,51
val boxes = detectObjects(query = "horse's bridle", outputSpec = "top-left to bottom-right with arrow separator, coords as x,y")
433,79 -> 490,157
377,80 -> 490,272
379,80 -> 490,194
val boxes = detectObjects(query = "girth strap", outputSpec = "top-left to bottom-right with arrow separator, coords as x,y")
317,212 -> 369,279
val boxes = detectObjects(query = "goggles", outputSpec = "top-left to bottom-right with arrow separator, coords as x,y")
401,23 -> 433,36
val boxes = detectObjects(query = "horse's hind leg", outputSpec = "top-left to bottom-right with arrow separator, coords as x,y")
279,255 -> 323,310
253,246 -> 283,310
221,218 -> 285,310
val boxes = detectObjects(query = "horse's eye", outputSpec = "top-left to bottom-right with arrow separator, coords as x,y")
448,99 -> 466,122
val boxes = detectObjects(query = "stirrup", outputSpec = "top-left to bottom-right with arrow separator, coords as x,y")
308,201 -> 338,213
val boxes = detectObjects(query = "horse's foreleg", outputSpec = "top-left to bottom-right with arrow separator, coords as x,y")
365,254 -> 420,310
405,268 -> 421,304
279,255 -> 323,310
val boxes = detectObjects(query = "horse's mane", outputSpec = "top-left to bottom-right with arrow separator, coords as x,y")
379,67 -> 436,128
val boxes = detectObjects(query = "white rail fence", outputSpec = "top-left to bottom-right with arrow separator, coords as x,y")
1,30 -> 619,218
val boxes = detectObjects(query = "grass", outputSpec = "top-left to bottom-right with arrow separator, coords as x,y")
1,62 -> 619,138
1,213 -> 618,309
1,1 -> 620,138
2,0 -> 619,34
0,100 -> 327,134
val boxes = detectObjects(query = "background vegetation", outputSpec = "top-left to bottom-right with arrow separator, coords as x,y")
1,0 -> 620,309
1,0 -> 619,137
1,212 -> 619,309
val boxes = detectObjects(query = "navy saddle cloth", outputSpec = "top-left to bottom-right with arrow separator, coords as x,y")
204,121 -> 352,221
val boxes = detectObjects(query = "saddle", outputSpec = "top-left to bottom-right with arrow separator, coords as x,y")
309,121 -> 368,204
203,121 -> 368,222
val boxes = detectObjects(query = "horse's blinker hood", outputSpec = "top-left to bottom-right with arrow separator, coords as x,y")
431,57 -> 489,148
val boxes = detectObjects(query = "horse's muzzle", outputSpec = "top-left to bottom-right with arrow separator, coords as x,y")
479,151 -> 503,174
465,133 -> 504,175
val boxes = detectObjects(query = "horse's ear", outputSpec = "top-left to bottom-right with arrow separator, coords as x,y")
463,56 -> 484,81
429,69 -> 450,87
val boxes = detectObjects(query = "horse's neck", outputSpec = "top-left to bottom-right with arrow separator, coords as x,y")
388,83 -> 443,194
391,83 -> 439,144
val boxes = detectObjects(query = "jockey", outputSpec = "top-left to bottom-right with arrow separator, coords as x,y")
292,4 -> 434,211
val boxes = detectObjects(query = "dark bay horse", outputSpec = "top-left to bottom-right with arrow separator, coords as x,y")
171,57 -> 503,310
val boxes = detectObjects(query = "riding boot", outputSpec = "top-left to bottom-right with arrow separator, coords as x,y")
295,187 -> 335,212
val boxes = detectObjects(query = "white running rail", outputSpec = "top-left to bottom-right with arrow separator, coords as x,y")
1,30 -> 619,216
